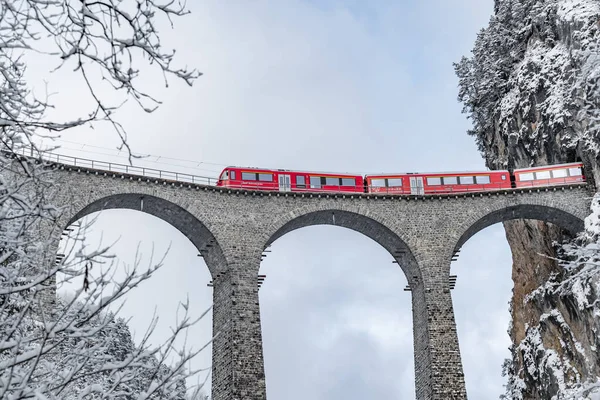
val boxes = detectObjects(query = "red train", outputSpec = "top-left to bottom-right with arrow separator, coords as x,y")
216,162 -> 585,195
217,167 -> 363,193
513,163 -> 585,188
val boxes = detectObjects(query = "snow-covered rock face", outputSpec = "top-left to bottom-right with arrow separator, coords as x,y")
583,194 -> 600,243
457,1 -> 600,399
456,0 -> 600,172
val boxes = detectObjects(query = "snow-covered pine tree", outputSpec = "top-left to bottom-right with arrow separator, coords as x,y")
456,0 -> 600,398
22,297 -> 189,399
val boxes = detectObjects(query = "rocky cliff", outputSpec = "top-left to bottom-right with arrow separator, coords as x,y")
455,0 -> 600,398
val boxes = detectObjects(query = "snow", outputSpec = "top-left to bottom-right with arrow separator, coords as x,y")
0,0 -> 206,396
0,153 -> 205,399
557,0 -> 600,21
509,193 -> 600,399
456,0 -> 600,168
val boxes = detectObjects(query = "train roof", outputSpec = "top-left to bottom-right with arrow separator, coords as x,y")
513,162 -> 583,171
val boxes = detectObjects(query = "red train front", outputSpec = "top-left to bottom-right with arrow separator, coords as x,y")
216,167 -> 363,193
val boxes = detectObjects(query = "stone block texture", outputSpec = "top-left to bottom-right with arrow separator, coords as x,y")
39,164 -> 593,400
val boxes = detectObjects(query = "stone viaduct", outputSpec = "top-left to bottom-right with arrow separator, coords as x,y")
33,159 -> 594,400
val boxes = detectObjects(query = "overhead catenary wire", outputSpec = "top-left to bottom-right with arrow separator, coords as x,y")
50,139 -> 228,167
39,138 -> 378,176
36,139 -> 228,175
55,146 -> 225,175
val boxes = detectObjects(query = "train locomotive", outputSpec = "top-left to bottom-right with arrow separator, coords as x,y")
216,162 -> 585,195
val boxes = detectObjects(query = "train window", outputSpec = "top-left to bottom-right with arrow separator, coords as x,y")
242,172 -> 256,181
536,171 -> 551,180
230,171 -> 236,180
371,179 -> 386,187
325,177 -> 339,186
220,170 -> 229,180
569,167 -> 582,176
519,173 -> 534,181
552,169 -> 567,178
388,178 -> 403,187
258,173 -> 273,182
341,178 -> 355,186
310,176 -> 321,189
476,175 -> 490,184
427,177 -> 442,186
443,176 -> 458,185
296,176 -> 306,187
459,176 -> 475,184
501,175 -> 506,180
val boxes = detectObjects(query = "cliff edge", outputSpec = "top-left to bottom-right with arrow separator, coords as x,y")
456,0 -> 600,398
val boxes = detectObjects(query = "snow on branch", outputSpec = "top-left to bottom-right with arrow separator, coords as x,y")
0,0 -> 206,397
0,0 -> 200,158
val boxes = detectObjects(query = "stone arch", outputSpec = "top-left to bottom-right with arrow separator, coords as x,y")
60,193 -> 226,276
453,203 -> 586,255
258,205 -> 420,399
261,204 -> 420,284
443,198 -> 589,400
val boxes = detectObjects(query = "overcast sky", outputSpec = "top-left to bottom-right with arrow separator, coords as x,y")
50,0 -> 517,399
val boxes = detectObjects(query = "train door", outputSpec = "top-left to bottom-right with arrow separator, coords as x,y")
278,174 -> 291,192
410,177 -> 424,195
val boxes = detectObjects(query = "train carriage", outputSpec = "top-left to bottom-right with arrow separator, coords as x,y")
365,170 -> 511,195
216,167 -> 364,193
217,162 -> 586,196
513,162 -> 585,188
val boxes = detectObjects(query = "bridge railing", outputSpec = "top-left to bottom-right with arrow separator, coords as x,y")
12,147 -> 220,186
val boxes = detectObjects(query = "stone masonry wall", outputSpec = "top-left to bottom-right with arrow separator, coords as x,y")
39,164 -> 593,400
